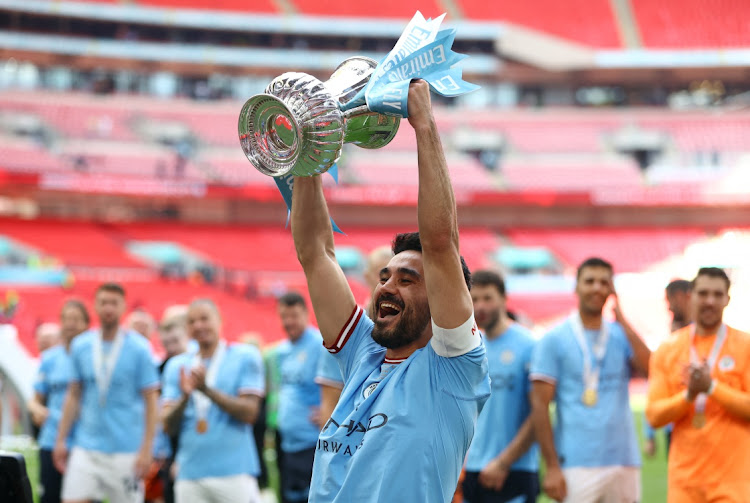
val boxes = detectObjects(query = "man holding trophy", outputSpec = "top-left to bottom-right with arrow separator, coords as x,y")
290,77 -> 489,501
238,14 -> 490,501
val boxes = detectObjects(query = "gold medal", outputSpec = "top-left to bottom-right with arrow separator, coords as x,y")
196,418 -> 208,434
582,389 -> 598,407
692,412 -> 706,429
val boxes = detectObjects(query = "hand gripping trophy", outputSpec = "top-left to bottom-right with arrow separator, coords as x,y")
238,12 -> 479,187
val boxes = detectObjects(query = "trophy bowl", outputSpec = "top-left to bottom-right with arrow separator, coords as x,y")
238,57 -> 400,177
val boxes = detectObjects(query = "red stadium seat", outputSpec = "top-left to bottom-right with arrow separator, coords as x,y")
632,0 -> 750,48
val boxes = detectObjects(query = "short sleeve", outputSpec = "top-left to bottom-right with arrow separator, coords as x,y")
161,357 -> 182,402
137,341 -> 160,392
521,339 -> 535,396
69,339 -> 84,383
315,347 -> 343,389
33,353 -> 50,395
430,341 -> 490,402
530,331 -> 560,384
238,346 -> 265,396
327,305 -> 380,382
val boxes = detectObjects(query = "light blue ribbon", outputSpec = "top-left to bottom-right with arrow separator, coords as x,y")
273,164 -> 343,234
342,13 -> 479,118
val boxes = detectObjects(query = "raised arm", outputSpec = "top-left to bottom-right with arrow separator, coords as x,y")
409,80 -> 472,330
291,176 -> 356,344
613,296 -> 650,376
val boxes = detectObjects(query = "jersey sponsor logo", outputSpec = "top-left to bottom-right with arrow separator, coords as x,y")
718,355 -> 735,371
318,413 -> 389,457
363,383 -> 378,399
489,373 -> 516,390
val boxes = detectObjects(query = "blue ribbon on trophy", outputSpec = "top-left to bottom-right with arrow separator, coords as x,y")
342,12 -> 479,118
237,11 -> 478,231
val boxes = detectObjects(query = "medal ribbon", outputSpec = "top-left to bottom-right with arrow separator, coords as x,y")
570,312 -> 609,397
92,329 -> 125,406
191,340 -> 227,426
689,323 -> 727,415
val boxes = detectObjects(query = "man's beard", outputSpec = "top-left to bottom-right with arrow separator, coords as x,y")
372,297 -> 431,350
478,309 -> 500,334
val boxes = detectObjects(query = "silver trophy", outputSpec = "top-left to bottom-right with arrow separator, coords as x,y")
238,57 -> 400,177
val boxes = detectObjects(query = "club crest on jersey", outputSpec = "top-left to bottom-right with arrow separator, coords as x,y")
500,350 -> 515,365
363,382 -> 378,399
296,351 -> 307,362
718,355 -> 735,371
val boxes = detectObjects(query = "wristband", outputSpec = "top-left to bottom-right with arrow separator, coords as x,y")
707,380 -> 717,395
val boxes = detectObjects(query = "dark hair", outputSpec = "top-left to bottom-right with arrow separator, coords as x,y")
472,269 -> 506,297
279,291 -> 307,309
392,232 -> 472,291
691,267 -> 731,291
61,299 -> 90,326
95,282 -> 126,297
576,257 -> 613,279
666,279 -> 691,295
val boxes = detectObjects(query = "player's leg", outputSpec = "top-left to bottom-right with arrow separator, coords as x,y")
39,448 -> 64,503
102,452 -> 144,503
201,474 -> 262,503
601,466 -> 640,503
562,466 -> 610,503
61,448 -> 106,503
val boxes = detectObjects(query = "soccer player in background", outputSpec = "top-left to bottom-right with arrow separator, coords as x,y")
666,279 -> 692,333
53,283 -> 160,503
291,80 -> 490,502
644,278 -> 692,458
274,291 -> 328,503
35,322 -> 61,354
463,270 -> 539,503
646,267 -> 750,502
314,349 -> 343,429
149,305 -> 190,503
28,300 -> 90,503
530,258 -> 650,503
161,299 -> 265,503
126,308 -> 157,340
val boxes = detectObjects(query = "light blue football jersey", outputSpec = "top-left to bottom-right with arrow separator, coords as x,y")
465,323 -> 539,473
530,319 -> 640,468
34,345 -> 76,450
69,329 -> 160,453
309,306 -> 490,503
315,347 -> 344,388
277,327 -> 326,453
161,343 -> 265,480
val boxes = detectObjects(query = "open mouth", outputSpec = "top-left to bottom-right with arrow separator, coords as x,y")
378,301 -> 402,321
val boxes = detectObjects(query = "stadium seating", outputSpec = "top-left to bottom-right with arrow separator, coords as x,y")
632,0 -> 750,48
459,0 -> 621,47
139,0 -> 277,13
504,227 -> 707,272
500,156 -> 643,191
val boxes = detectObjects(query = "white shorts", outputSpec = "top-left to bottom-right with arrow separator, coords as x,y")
61,447 -> 143,503
563,466 -> 641,503
175,474 -> 260,503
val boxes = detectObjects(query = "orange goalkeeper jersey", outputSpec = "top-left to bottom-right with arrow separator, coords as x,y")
646,325 -> 750,489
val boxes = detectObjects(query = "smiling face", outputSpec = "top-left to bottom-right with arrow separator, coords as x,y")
371,250 -> 431,350
575,266 -> 613,316
691,275 -> 729,332
186,302 -> 221,349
